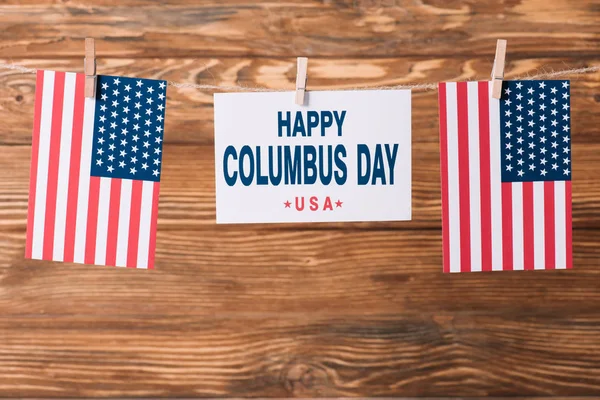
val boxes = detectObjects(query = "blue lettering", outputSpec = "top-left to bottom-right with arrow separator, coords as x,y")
293,111 -> 306,137
303,145 -> 317,185
223,146 -> 238,186
307,111 -> 319,137
318,145 -> 333,185
239,145 -> 254,186
333,110 -> 346,136
357,144 -> 370,185
278,111 -> 291,137
385,144 -> 399,185
371,144 -> 386,185
334,145 -> 347,185
255,146 -> 268,185
321,111 -> 333,137
268,146 -> 282,186
284,146 -> 302,184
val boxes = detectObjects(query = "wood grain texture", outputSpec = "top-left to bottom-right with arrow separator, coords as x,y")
0,143 -> 599,230
1,228 -> 600,316
0,0 -> 599,398
0,57 -> 598,145
1,313 -> 600,397
0,1 -> 598,58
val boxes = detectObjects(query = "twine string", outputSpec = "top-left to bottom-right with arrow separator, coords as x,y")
0,62 -> 597,93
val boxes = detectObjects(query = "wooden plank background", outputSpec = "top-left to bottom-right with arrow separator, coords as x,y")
0,0 -> 599,398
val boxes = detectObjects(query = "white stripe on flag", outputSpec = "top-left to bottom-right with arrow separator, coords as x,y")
115,179 -> 132,267
512,182 -> 524,270
31,70 -> 55,260
446,83 -> 461,273
533,181 -> 545,270
467,82 -> 482,272
136,181 -> 155,269
53,72 -> 76,262
555,181 -> 567,269
94,177 -> 112,265
488,82 -> 503,271
73,97 -> 96,263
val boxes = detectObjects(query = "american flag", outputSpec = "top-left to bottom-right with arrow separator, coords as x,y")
25,70 -> 166,269
439,80 -> 572,273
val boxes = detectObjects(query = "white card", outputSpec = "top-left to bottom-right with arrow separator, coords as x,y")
214,90 -> 411,224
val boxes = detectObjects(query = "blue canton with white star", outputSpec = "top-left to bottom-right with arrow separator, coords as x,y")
90,75 -> 167,182
500,80 -> 571,182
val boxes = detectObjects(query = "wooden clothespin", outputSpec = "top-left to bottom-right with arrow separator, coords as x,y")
295,57 -> 308,105
84,38 -> 96,98
491,39 -> 507,99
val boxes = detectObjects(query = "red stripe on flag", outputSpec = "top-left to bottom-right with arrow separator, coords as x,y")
127,180 -> 144,268
456,82 -> 471,273
438,83 -> 450,273
477,81 -> 492,272
501,182 -> 513,270
105,178 -> 122,267
25,71 -> 44,259
565,181 -> 573,269
147,182 -> 160,269
42,72 -> 66,260
84,176 -> 101,265
63,73 -> 85,263
544,181 -> 555,269
522,181 -> 535,270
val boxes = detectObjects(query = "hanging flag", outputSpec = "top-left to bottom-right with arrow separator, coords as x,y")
439,80 -> 572,273
25,70 -> 166,269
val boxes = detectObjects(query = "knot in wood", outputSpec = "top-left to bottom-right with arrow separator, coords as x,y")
281,361 -> 329,396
